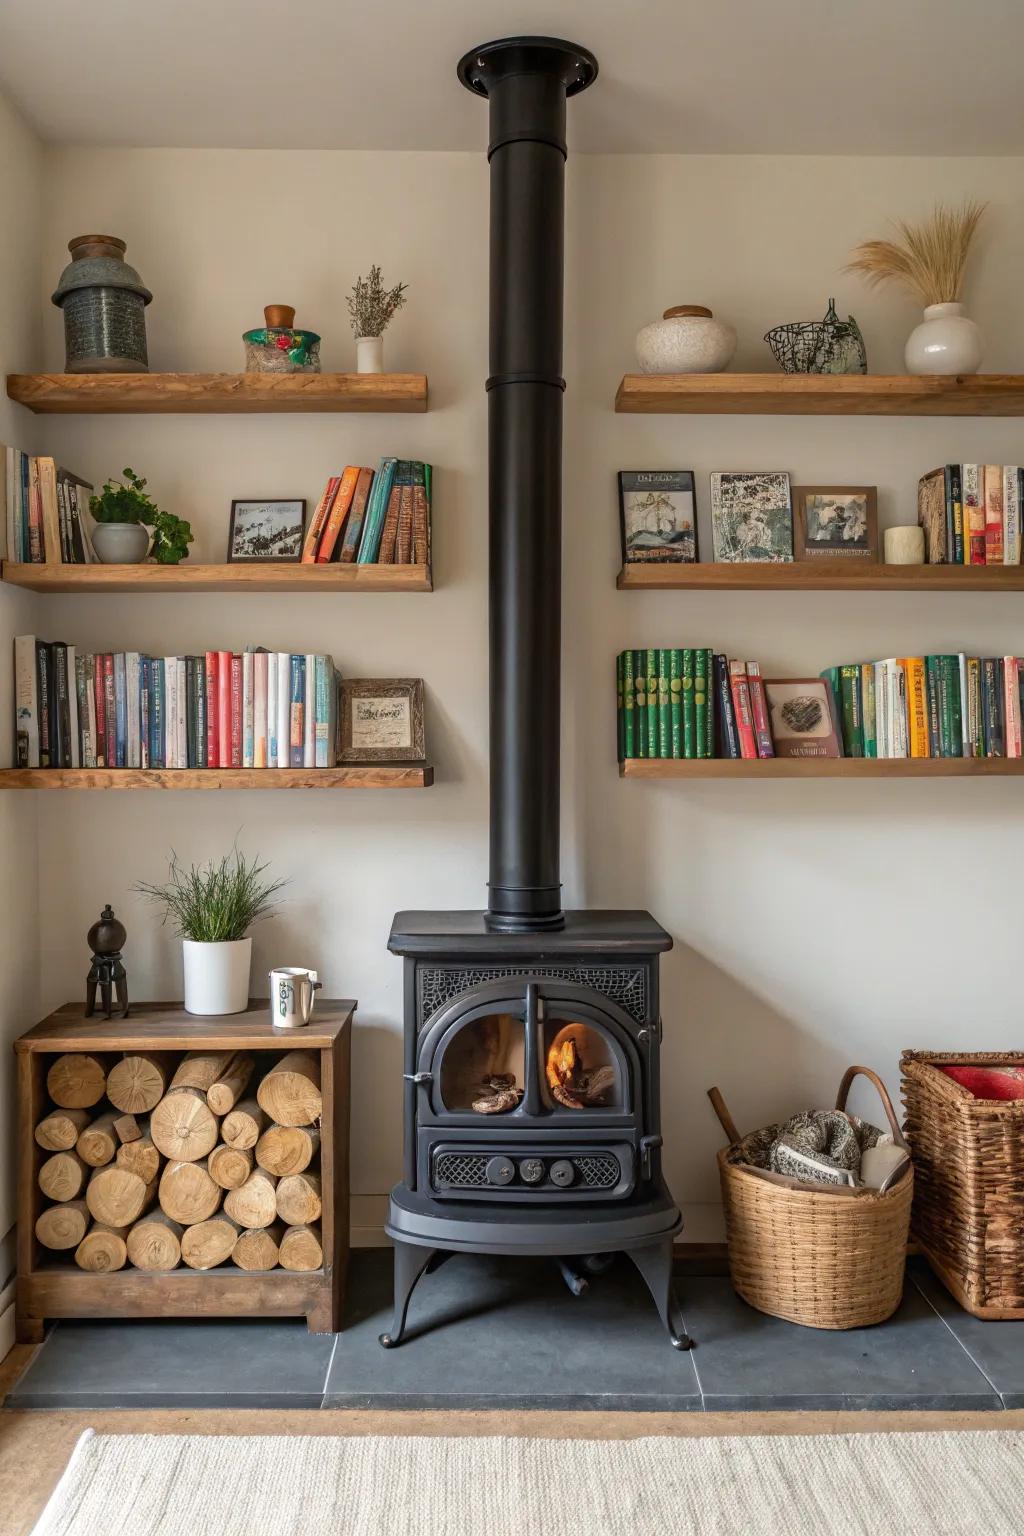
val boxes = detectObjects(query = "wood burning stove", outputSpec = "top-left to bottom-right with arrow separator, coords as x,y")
382,39 -> 690,1350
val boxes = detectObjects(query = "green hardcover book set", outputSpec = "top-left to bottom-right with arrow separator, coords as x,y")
617,649 -> 715,759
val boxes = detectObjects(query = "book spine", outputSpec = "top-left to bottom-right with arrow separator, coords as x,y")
90,653 -> 104,767
645,648 -> 658,759
984,464 -> 1004,564
655,649 -> 669,758
962,464 -> 986,564
900,657 -> 928,757
339,468 -> 373,563
228,655 -> 241,768
164,657 -> 178,769
242,651 -> 254,768
376,466 -> 405,566
622,649 -> 636,759
267,653 -> 278,765
703,649 -> 715,758
184,656 -> 197,768
148,659 -> 163,768
1003,657 -> 1022,757
315,466 -> 360,563
125,652 -> 140,768
101,654 -> 114,769
924,658 -> 941,758
176,657 -> 186,767
943,465 -> 955,565
713,654 -> 739,758
194,657 -> 206,768
944,655 -> 963,757
14,635 -> 39,766
964,657 -> 982,757
50,643 -> 68,768
301,476 -> 340,562
315,656 -> 330,768
860,662 -> 877,757
839,664 -> 864,757
37,459 -> 62,566
36,642 -> 52,766
27,459 -> 42,562
411,461 -> 430,565
744,662 -> 774,758
949,463 -> 964,564
695,649 -> 712,759
728,661 -> 757,759
616,652 -> 623,763
217,650 -> 232,768
139,658 -> 149,769
1003,466 -> 1021,564
682,648 -> 695,759
288,655 -> 304,767
668,649 -> 682,758
276,652 -> 290,768
254,651 -> 268,767
303,652 -> 316,767
633,650 -> 646,758
205,652 -> 218,767
982,657 -> 1002,756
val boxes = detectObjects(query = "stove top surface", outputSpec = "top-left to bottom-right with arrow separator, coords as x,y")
389,910 -> 672,958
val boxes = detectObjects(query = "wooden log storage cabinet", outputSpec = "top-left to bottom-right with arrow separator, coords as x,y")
15,1001 -> 352,1339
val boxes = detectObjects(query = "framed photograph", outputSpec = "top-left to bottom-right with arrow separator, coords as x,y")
793,485 -> 878,561
618,470 -> 698,563
228,499 -> 307,562
710,471 -> 793,563
762,678 -> 842,758
339,678 -> 425,763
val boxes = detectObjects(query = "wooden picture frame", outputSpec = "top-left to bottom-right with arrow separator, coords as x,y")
339,678 -> 426,763
793,485 -> 878,561
227,499 -> 307,562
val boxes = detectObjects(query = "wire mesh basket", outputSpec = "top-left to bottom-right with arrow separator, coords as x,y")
764,298 -> 867,375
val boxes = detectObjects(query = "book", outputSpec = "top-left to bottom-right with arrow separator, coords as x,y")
1003,466 -> 1021,564
656,648 -> 670,758
728,661 -> 757,758
917,467 -> 947,563
338,468 -> 374,563
1004,657 -> 1022,757
254,650 -> 269,767
267,653 -> 278,765
682,648 -> 695,759
982,657 -> 1003,756
984,464 -> 1004,564
125,652 -> 140,768
900,658 -> 928,758
303,652 -> 316,767
963,657 -> 982,757
315,465 -> 360,563
713,654 -> 739,758
861,662 -> 877,758
618,470 -> 699,564
744,661 -> 774,758
357,458 -> 398,564
230,654 -> 242,767
14,635 -> 38,766
139,657 -> 150,769
411,460 -> 430,565
276,652 -> 290,769
77,652 -> 95,768
634,650 -> 647,759
36,459 -> 62,565
645,648 -> 658,759
668,649 -> 682,758
839,664 -> 864,757
288,655 -> 304,767
763,678 -> 842,758
164,655 -> 178,769
695,649 -> 712,759
948,464 -> 964,565
314,656 -> 334,768
4,446 -> 18,562
111,651 -> 125,768
622,649 -> 636,759
962,465 -> 986,564
924,657 -> 941,758
300,476 -> 340,563
377,461 -> 408,565
873,662 -> 888,758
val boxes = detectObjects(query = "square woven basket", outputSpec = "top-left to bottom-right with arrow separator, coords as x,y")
901,1050 -> 1024,1318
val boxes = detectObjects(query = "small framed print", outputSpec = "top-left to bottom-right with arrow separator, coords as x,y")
618,470 -> 698,563
710,471 -> 793,563
762,678 -> 842,758
339,678 -> 425,763
793,485 -> 878,561
228,499 -> 307,562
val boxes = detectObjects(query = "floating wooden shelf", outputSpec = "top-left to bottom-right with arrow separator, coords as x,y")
0,766 -> 433,790
6,371 -> 428,414
614,372 -> 1024,416
617,562 -> 1024,592
2,561 -> 432,593
621,758 -> 1024,779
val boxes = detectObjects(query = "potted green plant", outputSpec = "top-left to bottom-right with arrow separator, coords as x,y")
89,467 -> 194,564
136,848 -> 287,1015
346,265 -> 407,374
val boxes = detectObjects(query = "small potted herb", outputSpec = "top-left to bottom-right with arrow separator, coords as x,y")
346,265 -> 408,374
136,848 -> 287,1015
89,467 -> 194,565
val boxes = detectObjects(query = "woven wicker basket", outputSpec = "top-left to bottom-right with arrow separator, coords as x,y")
709,1067 -> 913,1330
901,1050 -> 1024,1318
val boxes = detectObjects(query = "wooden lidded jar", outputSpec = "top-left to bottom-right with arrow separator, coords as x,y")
52,235 -> 152,373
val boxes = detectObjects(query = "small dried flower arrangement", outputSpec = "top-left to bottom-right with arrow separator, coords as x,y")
845,201 -> 986,307
346,265 -> 408,339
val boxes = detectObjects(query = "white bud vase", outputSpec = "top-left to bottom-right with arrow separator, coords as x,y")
356,335 -> 384,374
904,302 -> 983,376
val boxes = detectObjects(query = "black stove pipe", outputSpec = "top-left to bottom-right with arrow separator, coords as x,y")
458,37 -> 598,933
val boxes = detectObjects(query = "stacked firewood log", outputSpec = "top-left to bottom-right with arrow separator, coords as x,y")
34,1049 -> 324,1273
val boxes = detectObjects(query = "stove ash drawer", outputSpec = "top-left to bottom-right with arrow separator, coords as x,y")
430,1144 -> 634,1200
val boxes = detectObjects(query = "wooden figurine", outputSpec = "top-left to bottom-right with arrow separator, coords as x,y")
85,904 -> 129,1019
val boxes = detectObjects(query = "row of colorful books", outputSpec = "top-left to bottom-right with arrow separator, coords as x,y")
4,449 -> 93,564
15,638 -> 339,770
616,649 -> 775,759
918,465 -> 1022,564
827,656 -> 1024,758
301,460 -> 431,565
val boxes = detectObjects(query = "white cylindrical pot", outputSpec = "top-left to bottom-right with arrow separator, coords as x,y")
904,302 -> 983,376
183,937 -> 252,1016
91,522 -> 150,563
356,335 -> 384,374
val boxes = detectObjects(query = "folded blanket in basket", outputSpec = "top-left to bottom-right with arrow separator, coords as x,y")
742,1109 -> 882,1187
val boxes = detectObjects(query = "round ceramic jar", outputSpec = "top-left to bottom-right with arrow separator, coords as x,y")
52,234 -> 152,373
904,302 -> 982,376
635,305 -> 736,374
243,304 -> 321,374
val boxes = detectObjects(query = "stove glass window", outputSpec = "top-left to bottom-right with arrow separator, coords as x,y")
543,1018 -> 622,1110
439,1012 -> 525,1113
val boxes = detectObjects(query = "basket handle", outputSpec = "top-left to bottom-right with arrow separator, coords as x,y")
707,1086 -> 742,1147
835,1065 -> 907,1148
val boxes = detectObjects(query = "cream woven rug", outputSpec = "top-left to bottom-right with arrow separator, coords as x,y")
32,1429 -> 1024,1535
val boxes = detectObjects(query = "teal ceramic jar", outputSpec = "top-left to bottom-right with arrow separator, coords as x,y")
243,304 -> 321,373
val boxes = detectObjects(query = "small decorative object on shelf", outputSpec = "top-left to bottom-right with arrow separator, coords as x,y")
764,298 -> 866,375
763,679 -> 842,758
228,499 -> 306,562
846,201 -> 986,375
89,467 -> 193,565
618,470 -> 698,564
270,966 -> 322,1030
792,485 -> 878,562
634,305 -> 736,374
84,904 -> 129,1019
338,678 -> 425,763
346,265 -> 408,374
243,305 -> 321,374
136,848 -> 288,1016
710,471 -> 793,562
884,526 -> 925,565
52,234 -> 152,373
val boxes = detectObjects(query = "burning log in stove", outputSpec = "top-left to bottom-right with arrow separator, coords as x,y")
546,1034 -> 616,1110
472,1073 -> 523,1115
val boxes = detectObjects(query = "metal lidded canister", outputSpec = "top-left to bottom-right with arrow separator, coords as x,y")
52,234 -> 152,372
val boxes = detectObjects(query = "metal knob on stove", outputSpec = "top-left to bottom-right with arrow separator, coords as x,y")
485,1155 -> 516,1186
549,1158 -> 575,1188
519,1157 -> 545,1184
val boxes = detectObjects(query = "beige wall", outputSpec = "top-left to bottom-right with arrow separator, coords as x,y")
14,146 -> 1024,1240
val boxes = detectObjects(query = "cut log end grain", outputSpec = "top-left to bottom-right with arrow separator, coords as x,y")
232,1221 -> 284,1272
38,1149 -> 88,1202
150,1087 -> 219,1162
35,1200 -> 89,1250
106,1052 -> 172,1114
126,1212 -> 183,1271
206,1052 -> 255,1116
158,1160 -> 222,1225
256,1051 -> 322,1127
278,1223 -> 323,1272
255,1124 -> 319,1178
180,1213 -> 242,1271
34,1107 -> 92,1151
207,1142 -> 254,1191
223,1168 -> 278,1230
113,1113 -> 141,1145
221,1098 -> 267,1151
75,1222 -> 128,1272
275,1170 -> 322,1226
76,1111 -> 120,1168
116,1133 -> 161,1185
46,1053 -> 110,1109
170,1050 -> 238,1094
86,1165 -> 156,1227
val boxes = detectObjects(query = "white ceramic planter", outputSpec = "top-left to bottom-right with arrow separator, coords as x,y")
635,305 -> 736,374
356,335 -> 384,374
904,302 -> 983,376
183,937 -> 252,1016
92,522 -> 150,563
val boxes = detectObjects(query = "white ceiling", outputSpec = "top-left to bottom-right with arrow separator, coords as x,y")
2,0 -> 1023,155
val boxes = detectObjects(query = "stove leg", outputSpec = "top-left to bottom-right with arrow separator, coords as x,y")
628,1239 -> 694,1350
378,1241 -> 438,1349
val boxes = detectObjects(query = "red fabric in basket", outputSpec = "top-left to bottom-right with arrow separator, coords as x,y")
941,1064 -> 1024,1100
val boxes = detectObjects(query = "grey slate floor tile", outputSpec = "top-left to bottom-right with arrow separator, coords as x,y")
323,1249 -> 702,1410
912,1261 -> 1024,1406
682,1273 -> 1002,1411
5,1318 -> 335,1409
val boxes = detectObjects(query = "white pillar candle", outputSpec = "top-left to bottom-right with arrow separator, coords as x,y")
884,526 -> 925,565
